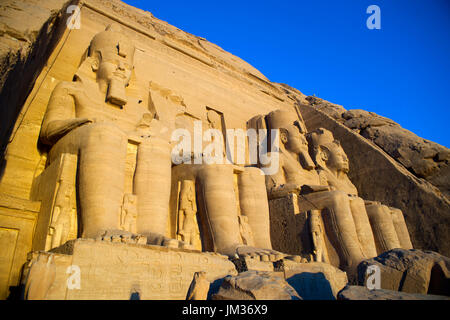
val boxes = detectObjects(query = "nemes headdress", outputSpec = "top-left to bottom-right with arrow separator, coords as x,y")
88,25 -> 135,64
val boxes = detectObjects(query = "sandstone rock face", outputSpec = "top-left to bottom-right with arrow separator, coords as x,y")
338,285 -> 450,300
358,248 -> 450,296
290,94 -> 450,258
305,96 -> 450,200
212,271 -> 301,300
0,0 -> 74,158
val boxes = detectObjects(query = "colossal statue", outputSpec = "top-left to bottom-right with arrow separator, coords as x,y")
261,109 -> 368,273
39,25 -> 287,262
308,128 -> 413,254
40,25 -> 178,247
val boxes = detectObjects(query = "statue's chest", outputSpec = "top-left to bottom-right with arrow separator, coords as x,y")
74,93 -> 149,131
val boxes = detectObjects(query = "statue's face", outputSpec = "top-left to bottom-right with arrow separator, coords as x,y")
96,53 -> 133,86
327,145 -> 349,173
285,125 -> 309,154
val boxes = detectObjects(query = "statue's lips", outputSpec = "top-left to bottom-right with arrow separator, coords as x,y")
112,72 -> 127,80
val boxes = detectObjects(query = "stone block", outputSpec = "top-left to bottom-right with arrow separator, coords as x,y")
24,239 -> 237,300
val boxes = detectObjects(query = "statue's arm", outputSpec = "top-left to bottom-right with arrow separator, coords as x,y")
40,82 -> 91,145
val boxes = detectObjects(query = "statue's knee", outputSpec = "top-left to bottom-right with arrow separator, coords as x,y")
241,167 -> 265,184
328,190 -> 349,206
243,166 -> 264,176
389,207 -> 403,216
366,204 -> 389,221
200,163 -> 232,178
352,196 -> 365,207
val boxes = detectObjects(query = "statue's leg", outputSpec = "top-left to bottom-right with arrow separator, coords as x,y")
365,202 -> 401,254
197,164 -> 242,256
48,124 -> 127,239
78,123 -> 128,238
349,197 -> 378,258
300,190 -> 366,271
134,137 -> 172,237
238,167 -> 272,249
389,207 -> 413,249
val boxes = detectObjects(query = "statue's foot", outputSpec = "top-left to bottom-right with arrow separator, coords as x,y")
235,245 -> 286,262
284,255 -> 310,263
146,232 -> 196,250
96,230 -> 147,245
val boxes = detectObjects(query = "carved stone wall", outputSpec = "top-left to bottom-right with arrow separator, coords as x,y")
0,0 -> 448,300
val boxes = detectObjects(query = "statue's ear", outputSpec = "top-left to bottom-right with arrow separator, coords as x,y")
319,146 -> 328,162
280,128 -> 288,144
91,59 -> 99,72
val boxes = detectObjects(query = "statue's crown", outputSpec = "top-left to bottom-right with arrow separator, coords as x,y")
89,24 -> 135,61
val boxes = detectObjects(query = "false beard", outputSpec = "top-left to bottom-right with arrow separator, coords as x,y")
299,149 -> 316,170
106,77 -> 128,107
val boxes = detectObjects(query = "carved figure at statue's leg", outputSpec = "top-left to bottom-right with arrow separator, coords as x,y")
365,201 -> 401,254
309,209 -> 329,263
120,194 -> 138,234
177,180 -> 199,249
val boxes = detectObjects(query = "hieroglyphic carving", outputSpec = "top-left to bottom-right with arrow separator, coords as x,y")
38,239 -> 237,300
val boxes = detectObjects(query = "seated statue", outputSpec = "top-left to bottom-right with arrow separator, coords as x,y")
40,25 -> 181,247
308,128 -> 413,255
262,109 -> 369,273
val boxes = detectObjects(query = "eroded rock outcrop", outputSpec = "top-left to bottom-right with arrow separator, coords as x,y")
305,95 -> 450,199
0,0 -> 76,159
338,285 -> 449,300
358,248 -> 450,296
212,271 -> 302,300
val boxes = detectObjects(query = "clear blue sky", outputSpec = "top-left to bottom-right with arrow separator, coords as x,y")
123,0 -> 450,148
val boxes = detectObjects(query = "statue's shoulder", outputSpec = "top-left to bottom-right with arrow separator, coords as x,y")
51,80 -> 82,95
